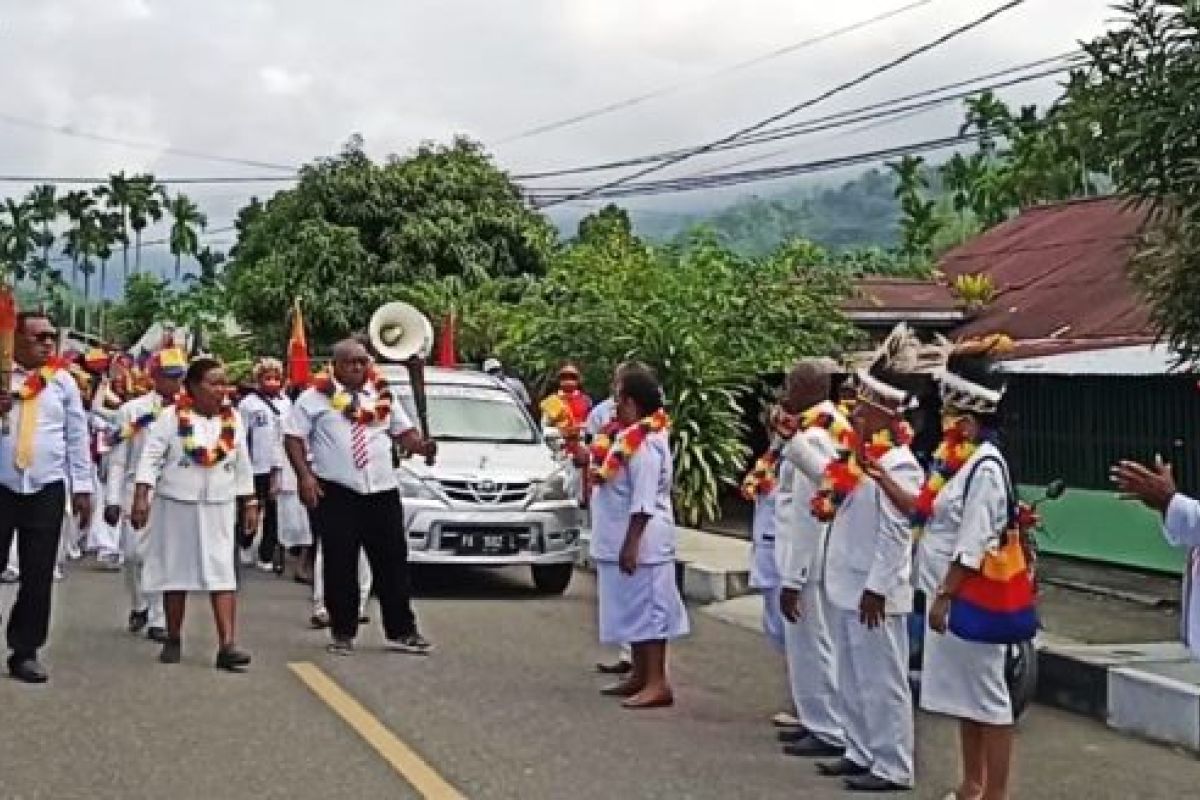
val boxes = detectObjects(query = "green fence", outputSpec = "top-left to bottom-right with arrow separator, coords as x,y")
1006,373 -> 1198,575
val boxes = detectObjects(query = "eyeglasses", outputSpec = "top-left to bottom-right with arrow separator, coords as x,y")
32,332 -> 57,344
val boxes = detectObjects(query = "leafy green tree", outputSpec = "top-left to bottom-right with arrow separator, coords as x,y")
888,155 -> 944,267
59,190 -> 95,329
226,136 -> 556,352
0,198 -> 36,284
166,192 -> 206,281
1063,0 -> 1200,363
94,172 -> 136,285
107,273 -> 173,346
26,184 -> 58,293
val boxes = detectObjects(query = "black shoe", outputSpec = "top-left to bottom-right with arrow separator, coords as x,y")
777,727 -> 812,743
595,659 -> 633,675
272,546 -> 285,576
386,632 -> 433,655
844,774 -> 911,792
327,638 -> 355,657
147,626 -> 169,644
127,608 -> 149,634
215,646 -> 251,672
783,736 -> 844,758
817,758 -> 869,777
159,639 -> 182,665
8,655 -> 48,684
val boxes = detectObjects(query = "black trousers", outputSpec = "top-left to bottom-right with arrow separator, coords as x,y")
254,473 -> 279,563
0,482 -> 66,659
310,481 -> 416,641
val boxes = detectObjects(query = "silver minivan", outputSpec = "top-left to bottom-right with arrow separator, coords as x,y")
382,366 -> 583,594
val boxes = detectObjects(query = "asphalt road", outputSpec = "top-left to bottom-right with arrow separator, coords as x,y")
2,563 -> 1199,799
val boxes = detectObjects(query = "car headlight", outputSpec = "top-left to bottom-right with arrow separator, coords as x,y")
534,468 -> 572,502
396,467 -> 438,501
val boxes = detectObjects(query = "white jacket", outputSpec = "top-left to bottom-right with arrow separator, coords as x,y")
135,407 -> 254,505
104,392 -> 167,512
774,402 -> 844,589
824,445 -> 923,614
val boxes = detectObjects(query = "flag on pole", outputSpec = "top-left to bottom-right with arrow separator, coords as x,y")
287,298 -> 311,387
435,310 -> 457,368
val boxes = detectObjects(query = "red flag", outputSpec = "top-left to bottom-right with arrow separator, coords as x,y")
287,298 -> 311,387
435,311 -> 457,368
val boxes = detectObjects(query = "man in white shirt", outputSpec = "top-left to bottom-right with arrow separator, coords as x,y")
1112,456 -> 1200,660
0,311 -> 93,683
284,338 -> 437,655
238,358 -> 290,573
103,348 -> 185,643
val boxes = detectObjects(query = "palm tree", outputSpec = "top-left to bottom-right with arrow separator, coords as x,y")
59,190 -> 96,331
192,246 -> 226,288
127,174 -> 164,275
26,184 -> 58,294
166,192 -> 206,281
94,172 -> 135,287
95,211 -> 125,337
0,198 -> 37,285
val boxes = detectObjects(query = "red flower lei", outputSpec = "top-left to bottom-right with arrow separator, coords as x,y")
591,409 -> 670,484
175,393 -> 238,467
740,407 -> 799,501
809,413 -> 914,522
312,371 -> 393,425
911,424 -> 985,531
16,358 -> 67,401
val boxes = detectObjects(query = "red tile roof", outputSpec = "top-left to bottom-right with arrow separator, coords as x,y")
937,196 -> 1154,342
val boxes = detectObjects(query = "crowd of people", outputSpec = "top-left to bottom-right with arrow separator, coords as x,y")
5,310 -> 1200,800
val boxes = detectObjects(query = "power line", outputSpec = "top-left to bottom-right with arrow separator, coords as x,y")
513,54 -> 1075,181
0,174 -> 296,185
536,0 -> 1029,208
495,0 -> 938,144
0,112 -> 297,172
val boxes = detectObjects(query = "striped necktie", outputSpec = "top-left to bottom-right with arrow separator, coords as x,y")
351,422 -> 369,470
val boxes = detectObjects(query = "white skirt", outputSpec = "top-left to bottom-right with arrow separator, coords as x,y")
276,491 -> 313,548
143,497 -> 238,593
919,618 -> 1013,725
597,561 -> 689,645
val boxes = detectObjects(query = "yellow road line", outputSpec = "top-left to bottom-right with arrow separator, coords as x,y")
289,661 -> 466,800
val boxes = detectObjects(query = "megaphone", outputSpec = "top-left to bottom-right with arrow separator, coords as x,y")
368,302 -> 434,363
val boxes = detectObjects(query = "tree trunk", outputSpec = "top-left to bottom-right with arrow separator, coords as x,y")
135,231 -> 142,273
83,270 -> 91,335
122,242 -> 130,289
69,258 -> 78,335
100,258 -> 108,340
174,253 -> 181,282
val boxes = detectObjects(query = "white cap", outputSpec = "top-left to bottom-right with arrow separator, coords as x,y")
483,358 -> 502,373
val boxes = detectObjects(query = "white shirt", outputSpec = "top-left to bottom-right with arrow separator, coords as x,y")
916,442 -> 1010,595
585,397 -> 616,437
1162,494 -> 1200,660
135,407 -> 254,504
774,401 -> 845,589
0,365 -> 93,495
589,431 -> 676,565
750,492 -> 779,589
239,391 -> 290,476
105,391 -> 171,511
283,382 -> 416,496
824,445 -> 923,613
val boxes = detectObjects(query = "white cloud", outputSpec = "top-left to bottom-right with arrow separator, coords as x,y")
259,66 -> 314,97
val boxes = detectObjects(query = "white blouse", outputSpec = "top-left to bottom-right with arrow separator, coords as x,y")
589,431 -> 676,565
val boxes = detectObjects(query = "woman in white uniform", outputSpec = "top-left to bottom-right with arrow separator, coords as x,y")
591,367 -> 688,709
873,351 -> 1016,800
130,357 -> 258,671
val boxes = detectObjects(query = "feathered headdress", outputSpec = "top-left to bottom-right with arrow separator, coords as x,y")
852,324 -> 945,410
933,334 -> 1013,415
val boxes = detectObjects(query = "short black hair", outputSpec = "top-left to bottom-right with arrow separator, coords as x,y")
184,357 -> 223,393
617,367 -> 664,417
17,310 -> 51,332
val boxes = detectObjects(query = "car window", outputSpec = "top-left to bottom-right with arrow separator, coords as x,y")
393,384 -> 538,444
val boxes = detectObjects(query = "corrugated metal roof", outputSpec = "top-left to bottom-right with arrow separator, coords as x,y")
938,196 -> 1154,342
998,343 -> 1187,375
842,277 -> 962,311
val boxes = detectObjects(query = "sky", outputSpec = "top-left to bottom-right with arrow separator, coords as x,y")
0,0 -> 1120,284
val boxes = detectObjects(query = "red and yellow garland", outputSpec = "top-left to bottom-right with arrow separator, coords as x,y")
16,358 -> 67,401
176,393 -> 238,467
740,407 -> 799,500
809,410 -> 914,522
591,409 -> 670,484
312,371 -> 393,425
911,422 -> 985,532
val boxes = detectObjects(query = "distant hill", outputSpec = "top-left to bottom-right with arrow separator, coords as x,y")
590,168 -> 903,256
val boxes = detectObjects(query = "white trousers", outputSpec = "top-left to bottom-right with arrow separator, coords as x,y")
830,608 -> 914,788
122,520 -> 164,628
783,581 -> 843,747
312,540 -> 371,615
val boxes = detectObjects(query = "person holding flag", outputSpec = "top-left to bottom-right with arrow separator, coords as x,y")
104,347 -> 186,643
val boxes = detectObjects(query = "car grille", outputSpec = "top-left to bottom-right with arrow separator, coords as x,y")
437,479 -> 532,505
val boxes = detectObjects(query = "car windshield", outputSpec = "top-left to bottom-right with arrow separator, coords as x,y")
392,384 -> 538,444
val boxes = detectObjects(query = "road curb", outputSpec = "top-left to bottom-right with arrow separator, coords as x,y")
1036,639 -> 1200,755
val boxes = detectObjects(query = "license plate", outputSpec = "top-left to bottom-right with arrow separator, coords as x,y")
456,532 -> 518,555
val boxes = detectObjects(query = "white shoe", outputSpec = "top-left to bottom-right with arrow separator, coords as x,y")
239,548 -> 255,567
53,566 -> 65,582
1,567 -> 20,583
256,561 -> 275,573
